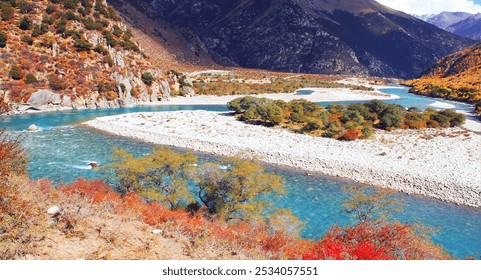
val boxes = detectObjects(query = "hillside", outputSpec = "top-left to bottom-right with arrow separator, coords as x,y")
0,0 -> 176,114
405,42 -> 481,113
115,0 -> 474,79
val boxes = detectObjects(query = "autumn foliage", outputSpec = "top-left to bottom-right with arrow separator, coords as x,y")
228,97 -> 466,140
405,42 -> 481,114
54,178 -> 450,260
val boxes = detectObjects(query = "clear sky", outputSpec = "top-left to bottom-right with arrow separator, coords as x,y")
376,0 -> 481,15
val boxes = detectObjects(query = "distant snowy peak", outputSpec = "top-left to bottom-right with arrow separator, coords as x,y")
421,12 -> 481,40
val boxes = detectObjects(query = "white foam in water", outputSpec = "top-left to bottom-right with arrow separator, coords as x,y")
429,101 -> 456,109
67,164 -> 93,170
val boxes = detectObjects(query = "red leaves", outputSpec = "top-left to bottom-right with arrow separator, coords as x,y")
57,179 -> 449,260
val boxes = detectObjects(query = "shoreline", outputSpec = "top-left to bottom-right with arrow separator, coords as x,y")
3,86 -> 399,116
85,111 -> 481,208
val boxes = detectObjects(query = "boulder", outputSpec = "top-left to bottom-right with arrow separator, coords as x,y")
49,94 -> 62,105
27,124 -> 39,131
47,206 -> 61,216
62,95 -> 72,108
27,90 -> 55,109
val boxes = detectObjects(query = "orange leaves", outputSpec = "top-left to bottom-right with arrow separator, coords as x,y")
341,129 -> 360,141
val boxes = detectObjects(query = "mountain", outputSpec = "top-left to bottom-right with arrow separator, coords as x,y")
423,12 -> 472,30
405,42 -> 481,113
113,0 -> 474,79
422,12 -> 481,40
446,13 -> 481,40
0,0 -> 176,114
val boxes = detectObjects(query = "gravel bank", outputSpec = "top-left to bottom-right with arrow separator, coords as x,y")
85,111 -> 481,208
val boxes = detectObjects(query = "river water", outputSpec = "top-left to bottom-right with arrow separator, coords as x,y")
1,86 -> 479,258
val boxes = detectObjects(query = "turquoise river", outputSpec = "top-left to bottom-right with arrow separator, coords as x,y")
1,86 -> 480,259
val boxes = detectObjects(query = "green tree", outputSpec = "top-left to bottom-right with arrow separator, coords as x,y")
9,66 -> 23,80
25,73 -> 38,84
0,31 -> 6,48
141,72 -> 154,85
195,158 -> 285,221
105,147 -> 197,210
0,2 -> 14,21
73,38 -> 93,51
18,16 -> 31,30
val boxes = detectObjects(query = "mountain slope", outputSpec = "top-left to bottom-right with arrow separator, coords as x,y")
0,0 -> 173,114
422,12 -> 481,40
446,13 -> 481,40
405,42 -> 481,112
424,12 -> 472,30
116,0 -> 474,78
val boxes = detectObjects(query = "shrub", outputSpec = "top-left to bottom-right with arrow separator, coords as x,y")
46,5 -> 57,14
48,75 -> 67,91
141,72 -> 154,85
0,128 -> 28,181
9,66 -> 23,80
1,2 -> 14,21
74,38 -> 93,51
0,31 -> 6,48
20,35 -> 33,45
25,73 -> 38,84
18,16 -> 31,30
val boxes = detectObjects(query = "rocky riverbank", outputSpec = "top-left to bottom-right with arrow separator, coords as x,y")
85,111 -> 481,208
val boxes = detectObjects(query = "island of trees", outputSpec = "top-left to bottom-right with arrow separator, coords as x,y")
228,97 -> 466,140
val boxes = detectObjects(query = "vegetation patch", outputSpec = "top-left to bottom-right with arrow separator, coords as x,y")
228,97 -> 466,140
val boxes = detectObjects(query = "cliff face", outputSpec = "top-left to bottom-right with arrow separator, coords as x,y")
119,0 -> 474,79
0,0 -> 175,114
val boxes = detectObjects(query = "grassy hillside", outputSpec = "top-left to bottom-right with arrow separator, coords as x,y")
405,42 -> 481,113
0,0 -> 171,113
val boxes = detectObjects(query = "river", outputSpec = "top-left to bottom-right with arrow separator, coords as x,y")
1,86 -> 479,258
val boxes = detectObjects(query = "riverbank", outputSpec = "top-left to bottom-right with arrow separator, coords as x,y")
142,87 -> 398,106
85,111 -> 481,208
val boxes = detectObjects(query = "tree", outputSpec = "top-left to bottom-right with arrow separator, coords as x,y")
0,128 -> 28,182
74,38 -> 93,51
341,185 -> 404,223
195,157 -> 285,221
0,31 -> 6,48
9,66 -> 23,80
0,2 -> 14,21
105,147 -> 197,210
25,74 -> 38,84
18,16 -> 31,30
141,72 -> 154,85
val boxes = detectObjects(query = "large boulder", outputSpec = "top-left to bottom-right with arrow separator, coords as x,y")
49,94 -> 62,105
27,90 -> 55,109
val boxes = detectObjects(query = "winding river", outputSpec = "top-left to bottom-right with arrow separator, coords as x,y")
1,86 -> 479,258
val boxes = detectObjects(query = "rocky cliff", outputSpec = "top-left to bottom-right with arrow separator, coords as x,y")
0,0 -> 179,114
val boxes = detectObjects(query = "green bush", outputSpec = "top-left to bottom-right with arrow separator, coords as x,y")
20,35 -> 33,45
74,38 -> 93,51
18,16 -> 31,30
141,72 -> 154,85
9,66 -> 23,80
0,32 -> 7,48
1,2 -> 14,21
25,73 -> 38,84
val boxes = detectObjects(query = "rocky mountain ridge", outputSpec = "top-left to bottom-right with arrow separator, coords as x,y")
116,0 -> 474,79
421,12 -> 481,40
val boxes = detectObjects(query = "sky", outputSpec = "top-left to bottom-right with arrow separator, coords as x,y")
376,0 -> 481,15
